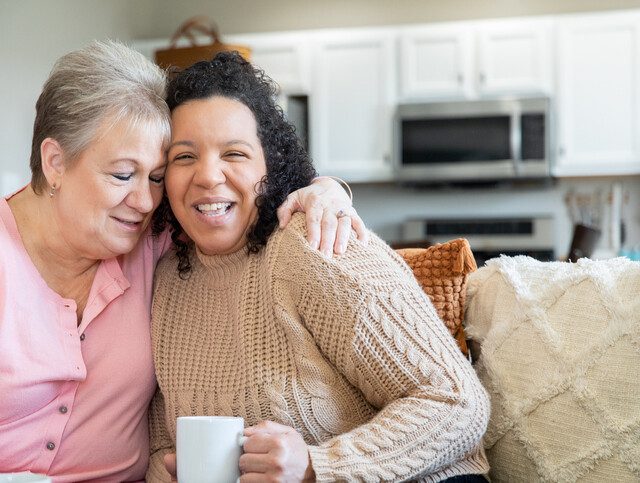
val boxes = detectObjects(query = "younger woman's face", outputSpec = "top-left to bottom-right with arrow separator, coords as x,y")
166,96 -> 267,256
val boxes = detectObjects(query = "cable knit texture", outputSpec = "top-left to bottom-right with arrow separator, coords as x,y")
147,214 -> 490,482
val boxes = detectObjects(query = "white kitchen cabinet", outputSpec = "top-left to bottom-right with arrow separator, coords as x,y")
555,11 -> 640,176
476,19 -> 553,96
399,24 -> 474,100
398,19 -> 553,100
226,32 -> 311,94
310,29 -> 397,182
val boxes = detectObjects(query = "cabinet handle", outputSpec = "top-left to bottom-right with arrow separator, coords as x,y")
479,72 -> 486,84
457,73 -> 463,85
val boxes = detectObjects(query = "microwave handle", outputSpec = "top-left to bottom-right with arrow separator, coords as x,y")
510,112 -> 522,176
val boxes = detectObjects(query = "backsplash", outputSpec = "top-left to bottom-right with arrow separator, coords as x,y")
351,176 -> 640,261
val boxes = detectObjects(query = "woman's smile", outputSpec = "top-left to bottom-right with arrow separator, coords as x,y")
193,199 -> 235,226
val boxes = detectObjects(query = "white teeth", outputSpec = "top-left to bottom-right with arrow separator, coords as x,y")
196,202 -> 231,215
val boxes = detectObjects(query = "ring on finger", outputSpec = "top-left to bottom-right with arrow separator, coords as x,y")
336,208 -> 350,219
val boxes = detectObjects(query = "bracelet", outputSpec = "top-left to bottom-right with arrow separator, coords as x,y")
313,175 -> 353,202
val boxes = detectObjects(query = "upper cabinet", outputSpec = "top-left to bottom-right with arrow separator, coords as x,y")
310,29 -> 396,181
555,11 -> 640,176
399,18 -> 553,101
476,19 -> 553,96
399,24 -> 474,99
226,32 -> 312,94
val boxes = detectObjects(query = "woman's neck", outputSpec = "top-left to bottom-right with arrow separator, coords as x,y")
8,186 -> 100,305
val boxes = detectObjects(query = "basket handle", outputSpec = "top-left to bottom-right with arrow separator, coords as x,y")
169,16 -> 222,48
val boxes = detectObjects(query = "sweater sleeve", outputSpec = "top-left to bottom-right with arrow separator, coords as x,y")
270,215 -> 490,482
146,387 -> 174,483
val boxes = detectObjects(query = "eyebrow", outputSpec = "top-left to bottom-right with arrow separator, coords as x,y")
167,140 -> 196,151
226,140 -> 255,152
111,159 -> 167,171
167,140 -> 256,152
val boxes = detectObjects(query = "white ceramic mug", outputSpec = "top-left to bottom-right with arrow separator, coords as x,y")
177,416 -> 246,483
0,473 -> 51,483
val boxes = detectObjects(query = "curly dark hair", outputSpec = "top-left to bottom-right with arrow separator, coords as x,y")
152,51 -> 317,278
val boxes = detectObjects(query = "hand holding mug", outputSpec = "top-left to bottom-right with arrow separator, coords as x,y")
239,420 -> 315,482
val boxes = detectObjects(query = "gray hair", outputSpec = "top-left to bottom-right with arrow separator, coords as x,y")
30,40 -> 170,194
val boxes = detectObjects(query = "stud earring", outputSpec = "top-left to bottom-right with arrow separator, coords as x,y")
49,183 -> 57,197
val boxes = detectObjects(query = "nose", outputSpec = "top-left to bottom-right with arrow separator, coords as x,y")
126,179 -> 156,214
193,157 -> 226,188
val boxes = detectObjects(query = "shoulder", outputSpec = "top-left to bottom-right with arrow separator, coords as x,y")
268,213 -> 416,287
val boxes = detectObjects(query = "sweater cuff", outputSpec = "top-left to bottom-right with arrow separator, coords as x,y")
307,445 -> 334,483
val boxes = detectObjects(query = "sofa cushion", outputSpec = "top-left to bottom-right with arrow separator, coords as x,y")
397,238 -> 476,355
465,256 -> 640,482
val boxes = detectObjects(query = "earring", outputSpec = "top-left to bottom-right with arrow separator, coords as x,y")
49,183 -> 57,197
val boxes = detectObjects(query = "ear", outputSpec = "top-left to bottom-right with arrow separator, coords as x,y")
40,138 -> 66,187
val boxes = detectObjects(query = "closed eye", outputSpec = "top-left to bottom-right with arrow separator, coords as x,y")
225,151 -> 248,159
171,153 -> 195,164
113,173 -> 133,181
149,175 -> 165,185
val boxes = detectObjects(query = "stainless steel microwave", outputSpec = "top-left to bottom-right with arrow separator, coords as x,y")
393,98 -> 551,183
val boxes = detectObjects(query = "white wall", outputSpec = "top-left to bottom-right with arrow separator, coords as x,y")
0,0 -> 155,190
142,0 -> 640,36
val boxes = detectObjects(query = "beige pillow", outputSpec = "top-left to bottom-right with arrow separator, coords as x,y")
465,256 -> 640,483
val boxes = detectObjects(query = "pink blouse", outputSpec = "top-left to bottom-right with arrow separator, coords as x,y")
0,192 -> 171,482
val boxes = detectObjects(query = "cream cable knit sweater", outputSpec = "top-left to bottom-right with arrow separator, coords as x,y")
147,214 -> 490,482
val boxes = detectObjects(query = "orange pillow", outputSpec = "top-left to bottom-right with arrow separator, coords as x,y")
396,238 -> 477,356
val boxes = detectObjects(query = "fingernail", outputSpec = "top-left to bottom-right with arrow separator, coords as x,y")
310,239 -> 319,250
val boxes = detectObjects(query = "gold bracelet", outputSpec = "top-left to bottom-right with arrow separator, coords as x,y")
313,175 -> 353,202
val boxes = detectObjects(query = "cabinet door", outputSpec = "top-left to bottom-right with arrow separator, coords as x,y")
556,12 -> 640,176
311,30 -> 396,182
399,24 -> 474,100
476,19 -> 553,95
227,32 -> 311,93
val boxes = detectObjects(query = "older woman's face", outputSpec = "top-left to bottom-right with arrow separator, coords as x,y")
166,96 -> 267,256
54,118 -> 166,259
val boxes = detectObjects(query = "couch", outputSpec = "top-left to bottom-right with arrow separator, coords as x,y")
398,241 -> 640,483
464,255 -> 640,482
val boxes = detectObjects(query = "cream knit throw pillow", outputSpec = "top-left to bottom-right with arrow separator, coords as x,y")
465,256 -> 640,483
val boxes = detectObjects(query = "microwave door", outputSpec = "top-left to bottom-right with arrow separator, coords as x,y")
399,115 -> 515,181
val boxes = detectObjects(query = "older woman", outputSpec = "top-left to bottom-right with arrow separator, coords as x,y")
0,41 -> 365,482
149,52 -> 490,483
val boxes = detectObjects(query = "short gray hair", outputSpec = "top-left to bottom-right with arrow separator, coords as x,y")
30,40 -> 170,194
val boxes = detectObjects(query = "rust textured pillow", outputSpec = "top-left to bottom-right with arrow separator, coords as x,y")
396,238 -> 477,356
